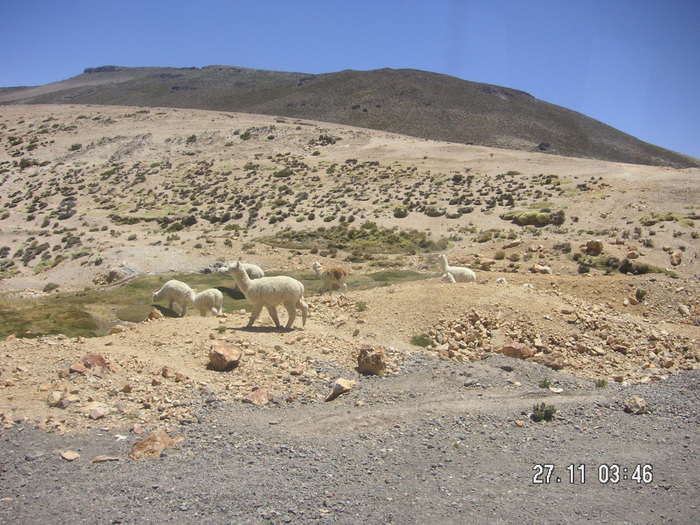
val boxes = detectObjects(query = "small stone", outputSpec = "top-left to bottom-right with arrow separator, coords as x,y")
623,396 -> 648,415
242,387 -> 272,406
147,309 -> 164,321
678,304 -> 691,316
69,363 -> 87,375
670,251 -> 682,266
161,366 -> 174,379
92,455 -> 120,463
47,391 -> 63,407
121,384 -> 133,393
60,450 -> 80,461
325,378 -> 356,402
514,420 -> 525,427
129,430 -> 184,460
208,342 -> 242,371
109,324 -> 127,335
530,264 -> 552,274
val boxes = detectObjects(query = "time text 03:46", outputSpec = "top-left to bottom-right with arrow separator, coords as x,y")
532,464 -> 653,484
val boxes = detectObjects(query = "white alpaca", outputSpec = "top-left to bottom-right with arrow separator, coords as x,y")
152,279 -> 195,317
312,261 -> 348,294
438,254 -> 476,283
193,288 -> 224,316
228,260 -> 309,330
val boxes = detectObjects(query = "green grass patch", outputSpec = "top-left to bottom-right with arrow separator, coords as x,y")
410,333 -> 433,347
259,223 -> 450,254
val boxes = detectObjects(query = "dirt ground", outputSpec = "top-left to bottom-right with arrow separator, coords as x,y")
1,104 -> 699,523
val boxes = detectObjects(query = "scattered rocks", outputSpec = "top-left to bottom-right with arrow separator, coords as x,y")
208,342 -> 242,371
147,309 -> 164,321
129,430 -> 183,460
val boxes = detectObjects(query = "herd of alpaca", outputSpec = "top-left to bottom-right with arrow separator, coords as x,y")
151,254 -> 475,331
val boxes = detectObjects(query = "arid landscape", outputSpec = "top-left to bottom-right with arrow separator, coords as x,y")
1,102 -> 698,524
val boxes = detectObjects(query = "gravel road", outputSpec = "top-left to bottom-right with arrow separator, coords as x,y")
1,356 -> 698,524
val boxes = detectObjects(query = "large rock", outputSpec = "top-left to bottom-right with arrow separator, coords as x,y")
357,346 -> 387,375
585,239 -> 604,256
208,342 -> 242,371
670,251 -> 682,266
129,430 -> 184,460
498,343 -> 535,359
325,378 -> 356,401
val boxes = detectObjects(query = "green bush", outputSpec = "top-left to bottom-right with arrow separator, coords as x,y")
531,402 -> 556,422
410,333 -> 432,347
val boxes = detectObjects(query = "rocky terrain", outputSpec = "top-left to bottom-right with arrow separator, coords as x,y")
0,104 -> 698,523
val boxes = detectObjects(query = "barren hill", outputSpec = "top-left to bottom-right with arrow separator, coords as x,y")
2,65 -> 697,168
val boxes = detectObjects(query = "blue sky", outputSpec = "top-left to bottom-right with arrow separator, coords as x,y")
2,0 -> 699,159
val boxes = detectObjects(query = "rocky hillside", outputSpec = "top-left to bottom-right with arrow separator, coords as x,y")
2,65 -> 697,168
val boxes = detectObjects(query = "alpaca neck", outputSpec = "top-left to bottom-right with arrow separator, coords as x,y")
234,268 -> 252,292
439,257 -> 448,271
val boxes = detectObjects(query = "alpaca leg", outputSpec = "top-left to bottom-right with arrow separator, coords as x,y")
284,302 -> 297,329
247,304 -> 263,326
210,307 -> 218,316
266,305 -> 281,328
180,301 -> 188,317
298,299 -> 309,327
169,299 -> 174,311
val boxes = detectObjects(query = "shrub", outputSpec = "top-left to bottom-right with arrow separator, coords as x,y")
186,134 -> 197,144
595,378 -> 608,388
43,282 -> 59,293
635,288 -> 648,302
538,378 -> 552,389
531,403 -> 556,422
69,143 -> 82,151
410,334 -> 432,347
393,207 -> 408,219
356,301 -> 368,312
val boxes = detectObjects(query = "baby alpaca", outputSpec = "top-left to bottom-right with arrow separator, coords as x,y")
194,288 -> 224,316
312,261 -> 349,294
228,260 -> 309,330
438,254 -> 476,283
152,279 -> 195,317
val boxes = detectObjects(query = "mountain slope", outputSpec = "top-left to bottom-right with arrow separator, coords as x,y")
1,65 -> 697,168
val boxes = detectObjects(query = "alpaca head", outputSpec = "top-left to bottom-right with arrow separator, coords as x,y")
229,260 -> 246,281
312,261 -> 322,274
438,254 -> 448,268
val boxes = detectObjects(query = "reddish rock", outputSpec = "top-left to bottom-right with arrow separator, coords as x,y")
208,342 -> 242,371
670,251 -> 682,266
498,343 -> 535,359
129,430 -> 183,460
357,346 -> 387,375
161,366 -> 174,379
242,387 -> 272,406
60,450 -> 80,461
69,363 -> 87,375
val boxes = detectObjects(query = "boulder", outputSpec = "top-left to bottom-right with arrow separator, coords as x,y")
530,264 -> 552,274
357,346 -> 387,375
208,342 -> 242,371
